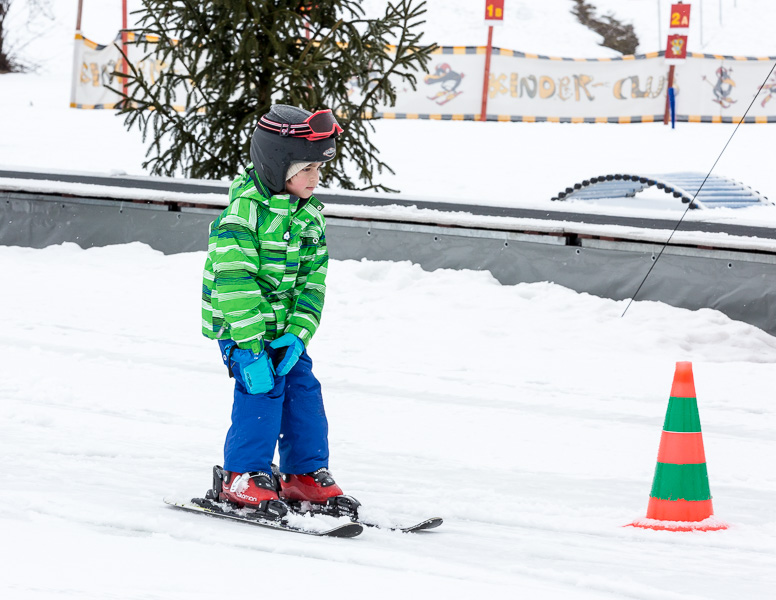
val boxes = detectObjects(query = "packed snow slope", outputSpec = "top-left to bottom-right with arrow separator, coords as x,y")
2,243 -> 776,599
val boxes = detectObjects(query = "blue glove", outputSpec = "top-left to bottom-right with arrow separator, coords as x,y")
269,333 -> 305,376
231,347 -> 275,395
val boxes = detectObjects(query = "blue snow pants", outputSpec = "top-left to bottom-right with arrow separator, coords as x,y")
218,339 -> 330,476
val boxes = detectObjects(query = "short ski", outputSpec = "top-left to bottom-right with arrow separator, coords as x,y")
163,497 -> 363,538
358,516 -> 443,533
284,497 -> 443,533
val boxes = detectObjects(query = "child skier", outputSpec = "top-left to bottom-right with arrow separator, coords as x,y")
201,104 -> 355,520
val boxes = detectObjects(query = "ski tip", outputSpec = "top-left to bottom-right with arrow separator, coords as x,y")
326,522 -> 364,538
163,497 -> 202,507
403,517 -> 443,532
359,516 -> 444,533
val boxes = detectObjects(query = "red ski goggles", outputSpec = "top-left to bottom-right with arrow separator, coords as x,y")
258,109 -> 344,141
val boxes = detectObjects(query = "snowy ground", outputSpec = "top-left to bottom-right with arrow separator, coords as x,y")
2,1 -> 776,598
2,243 -> 776,599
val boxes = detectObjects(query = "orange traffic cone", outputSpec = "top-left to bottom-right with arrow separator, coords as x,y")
629,362 -> 727,532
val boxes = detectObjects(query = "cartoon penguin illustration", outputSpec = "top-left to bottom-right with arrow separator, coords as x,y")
424,63 -> 465,105
703,65 -> 737,109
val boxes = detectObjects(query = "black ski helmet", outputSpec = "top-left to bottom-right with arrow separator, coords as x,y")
249,104 -> 341,195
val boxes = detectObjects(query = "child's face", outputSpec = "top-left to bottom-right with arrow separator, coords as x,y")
285,162 -> 322,199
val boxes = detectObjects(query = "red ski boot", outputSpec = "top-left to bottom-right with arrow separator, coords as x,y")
278,468 -> 360,519
207,466 -> 288,520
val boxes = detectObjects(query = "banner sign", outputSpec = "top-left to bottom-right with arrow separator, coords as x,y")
359,48 -> 776,123
71,34 -> 776,124
70,32 -> 190,110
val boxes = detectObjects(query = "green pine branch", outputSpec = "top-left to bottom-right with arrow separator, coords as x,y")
113,0 -> 436,191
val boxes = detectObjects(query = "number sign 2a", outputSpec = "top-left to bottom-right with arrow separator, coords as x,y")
670,3 -> 691,29
485,0 -> 504,22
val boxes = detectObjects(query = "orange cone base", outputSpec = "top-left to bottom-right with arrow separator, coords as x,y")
647,497 -> 714,521
627,516 -> 729,532
628,498 -> 728,531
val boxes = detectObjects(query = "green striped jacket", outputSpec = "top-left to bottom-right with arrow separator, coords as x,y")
201,166 -> 328,353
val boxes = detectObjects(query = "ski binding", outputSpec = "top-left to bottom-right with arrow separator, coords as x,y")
164,497 -> 363,538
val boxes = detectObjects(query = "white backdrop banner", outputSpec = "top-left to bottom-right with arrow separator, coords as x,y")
71,34 -> 776,123
70,32 -> 190,110
361,47 -> 776,123
70,33 -> 123,109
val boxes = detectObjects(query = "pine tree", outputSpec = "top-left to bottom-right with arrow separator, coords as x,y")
115,0 -> 436,191
571,0 -> 639,56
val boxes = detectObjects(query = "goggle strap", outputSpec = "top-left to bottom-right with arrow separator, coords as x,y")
258,116 -> 315,137
258,110 -> 343,141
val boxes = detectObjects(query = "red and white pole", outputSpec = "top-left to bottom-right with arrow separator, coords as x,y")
663,3 -> 690,126
480,25 -> 493,121
75,0 -> 84,30
70,0 -> 85,108
481,0 -> 504,122
121,0 -> 129,98
663,64 -> 676,125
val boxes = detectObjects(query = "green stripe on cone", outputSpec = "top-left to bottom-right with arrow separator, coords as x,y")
650,463 -> 712,501
663,397 -> 702,432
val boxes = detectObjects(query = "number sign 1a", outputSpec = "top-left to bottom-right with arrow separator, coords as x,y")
485,0 -> 504,23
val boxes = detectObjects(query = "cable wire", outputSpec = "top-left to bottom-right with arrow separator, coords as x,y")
621,60 -> 776,318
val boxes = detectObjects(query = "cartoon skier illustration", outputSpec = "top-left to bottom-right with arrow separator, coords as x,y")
424,63 -> 465,105
760,74 -> 776,108
702,65 -> 737,109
